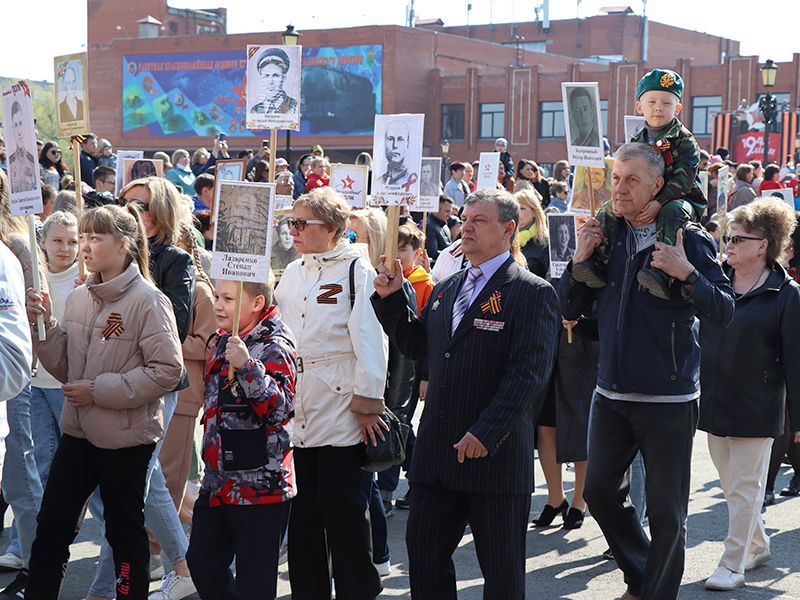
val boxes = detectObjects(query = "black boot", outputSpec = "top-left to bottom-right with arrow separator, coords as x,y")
637,266 -> 672,299
572,253 -> 607,288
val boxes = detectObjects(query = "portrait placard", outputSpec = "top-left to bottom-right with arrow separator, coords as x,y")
122,158 -> 164,187
215,158 -> 246,183
562,82 -> 604,168
413,157 -> 442,211
371,113 -> 424,205
624,115 -> 646,141
330,164 -> 368,209
211,181 -> 275,283
115,150 -> 143,197
568,157 -> 614,216
716,166 -> 730,222
699,171 -> 708,201
245,45 -> 302,131
274,195 -> 293,213
477,152 -> 500,191
548,213 -> 578,280
1,80 -> 42,216
54,53 -> 91,138
765,187 -> 794,208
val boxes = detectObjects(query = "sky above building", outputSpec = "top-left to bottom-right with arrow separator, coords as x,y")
1,0 -> 798,82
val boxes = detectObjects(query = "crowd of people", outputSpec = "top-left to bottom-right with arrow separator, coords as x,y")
0,68 -> 799,600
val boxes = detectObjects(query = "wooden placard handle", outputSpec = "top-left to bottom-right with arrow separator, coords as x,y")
385,205 -> 400,278
228,280 -> 244,382
71,137 -> 85,278
27,215 -> 46,341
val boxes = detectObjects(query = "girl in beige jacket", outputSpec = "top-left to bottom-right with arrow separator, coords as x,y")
25,204 -> 183,600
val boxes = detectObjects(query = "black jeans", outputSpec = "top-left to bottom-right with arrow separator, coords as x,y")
26,434 -> 154,600
187,493 -> 290,600
584,392 -> 698,600
288,445 -> 382,600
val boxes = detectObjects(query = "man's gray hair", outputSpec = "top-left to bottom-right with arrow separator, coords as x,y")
464,188 -> 520,232
615,142 -> 665,181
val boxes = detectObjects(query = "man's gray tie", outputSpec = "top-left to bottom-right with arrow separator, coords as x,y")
451,266 -> 482,335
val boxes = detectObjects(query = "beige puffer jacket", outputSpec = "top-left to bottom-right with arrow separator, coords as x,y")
34,262 -> 183,449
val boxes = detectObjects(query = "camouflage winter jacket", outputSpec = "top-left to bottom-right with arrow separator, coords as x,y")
202,305 -> 297,506
631,117 -> 707,219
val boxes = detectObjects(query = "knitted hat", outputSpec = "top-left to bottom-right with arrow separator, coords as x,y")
637,69 -> 683,99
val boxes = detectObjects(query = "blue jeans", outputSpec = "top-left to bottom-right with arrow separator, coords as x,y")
1,384 -> 42,568
88,391 -> 188,597
5,386 -> 64,559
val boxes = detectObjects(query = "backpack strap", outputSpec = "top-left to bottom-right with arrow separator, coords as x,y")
349,259 -> 357,310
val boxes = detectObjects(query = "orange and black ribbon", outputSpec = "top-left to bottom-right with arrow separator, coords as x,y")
102,313 -> 124,339
481,291 -> 502,315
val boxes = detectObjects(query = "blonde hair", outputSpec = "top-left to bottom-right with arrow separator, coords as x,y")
178,221 -> 214,294
119,177 -> 181,246
80,204 -> 151,281
171,149 -> 190,166
349,208 -> 388,268
0,169 -> 27,244
310,156 -> 326,170
513,189 -> 549,245
294,187 -> 351,241
727,198 -> 797,264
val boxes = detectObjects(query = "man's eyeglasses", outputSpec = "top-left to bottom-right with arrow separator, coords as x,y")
288,219 -> 325,232
722,235 -> 763,245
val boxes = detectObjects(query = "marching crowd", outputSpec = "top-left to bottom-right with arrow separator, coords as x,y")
0,67 -> 799,600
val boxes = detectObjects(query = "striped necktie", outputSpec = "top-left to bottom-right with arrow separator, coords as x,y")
452,266 -> 482,335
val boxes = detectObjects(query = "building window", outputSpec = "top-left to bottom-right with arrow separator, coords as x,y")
539,101 -> 565,139
479,103 -> 505,139
692,96 -> 722,136
441,104 -> 465,141
600,100 -> 608,137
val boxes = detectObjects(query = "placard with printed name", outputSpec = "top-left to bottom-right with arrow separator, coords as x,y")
1,80 -> 42,216
414,157 -> 442,211
371,113 -> 424,206
245,45 -> 302,131
562,82 -> 604,168
330,164 -> 368,209
54,53 -> 91,138
548,213 -> 578,280
476,152 -> 500,191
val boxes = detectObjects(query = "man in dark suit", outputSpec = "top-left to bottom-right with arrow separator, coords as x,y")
372,188 -> 559,599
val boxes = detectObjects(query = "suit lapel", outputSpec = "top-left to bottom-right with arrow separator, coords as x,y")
448,257 -> 517,347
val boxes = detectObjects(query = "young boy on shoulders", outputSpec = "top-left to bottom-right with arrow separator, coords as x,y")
186,276 -> 297,600
573,68 -> 707,299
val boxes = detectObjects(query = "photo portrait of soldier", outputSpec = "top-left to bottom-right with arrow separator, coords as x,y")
7,101 -> 38,193
419,158 -> 441,198
215,184 -> 270,256
567,86 -> 601,148
548,213 -> 577,263
380,120 -> 412,185
122,158 -> 164,187
59,63 -> 84,123
250,47 -> 298,116
371,113 -> 424,204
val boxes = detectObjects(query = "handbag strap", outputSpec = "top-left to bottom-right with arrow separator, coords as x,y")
349,259 -> 357,310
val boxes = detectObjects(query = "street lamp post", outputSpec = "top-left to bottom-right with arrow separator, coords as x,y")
281,25 -> 300,165
759,59 -> 778,165
441,139 -> 450,182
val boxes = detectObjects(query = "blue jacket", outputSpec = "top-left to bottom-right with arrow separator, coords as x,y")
560,222 -> 734,396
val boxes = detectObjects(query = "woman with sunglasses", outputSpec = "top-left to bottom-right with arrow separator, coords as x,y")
275,187 -> 388,600
39,142 -> 70,191
699,198 -> 800,592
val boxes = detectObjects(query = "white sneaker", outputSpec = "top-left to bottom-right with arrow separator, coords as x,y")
745,548 -> 772,571
0,552 -> 22,571
705,566 -> 745,591
149,553 -> 165,580
148,570 -> 197,600
375,560 -> 391,576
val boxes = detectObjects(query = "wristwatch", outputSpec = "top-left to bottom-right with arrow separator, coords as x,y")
682,269 -> 700,286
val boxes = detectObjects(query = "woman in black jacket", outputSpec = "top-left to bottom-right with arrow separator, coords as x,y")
699,198 -> 800,592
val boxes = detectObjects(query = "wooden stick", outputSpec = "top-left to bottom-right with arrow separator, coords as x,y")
385,205 -> 401,278
586,166 -> 596,219
27,215 -> 46,341
268,129 -> 277,184
567,325 -> 573,344
422,211 -> 428,237
228,280 -> 244,382
72,137 -> 85,278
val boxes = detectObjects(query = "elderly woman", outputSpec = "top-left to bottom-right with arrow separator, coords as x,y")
728,163 -> 759,211
165,149 -> 196,194
276,188 -> 388,599
700,198 -> 800,591
514,189 -> 549,278
515,159 -> 551,207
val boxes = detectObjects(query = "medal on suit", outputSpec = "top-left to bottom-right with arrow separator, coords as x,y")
432,292 -> 442,311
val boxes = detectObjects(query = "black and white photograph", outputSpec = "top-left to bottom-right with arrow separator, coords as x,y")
114,150 -> 143,196
246,45 -> 302,131
54,53 -> 90,137
1,80 -> 42,216
624,115 -> 646,141
122,157 -> 164,187
371,113 -> 424,205
547,212 -> 577,279
561,82 -> 605,168
414,157 -> 442,211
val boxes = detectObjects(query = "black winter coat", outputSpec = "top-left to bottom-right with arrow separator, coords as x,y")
699,263 -> 800,438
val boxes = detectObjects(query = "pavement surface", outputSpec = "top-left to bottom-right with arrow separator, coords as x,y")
1,436 -> 798,599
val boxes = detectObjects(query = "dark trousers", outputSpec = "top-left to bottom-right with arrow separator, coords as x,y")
406,480 -> 531,600
26,434 -> 154,600
186,493 -> 290,600
288,445 -> 382,600
358,471 -> 389,564
584,392 -> 698,600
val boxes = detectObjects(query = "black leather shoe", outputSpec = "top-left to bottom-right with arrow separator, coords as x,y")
780,475 -> 800,496
572,255 -> 608,288
602,547 -> 615,560
562,507 -> 585,529
532,499 -> 569,527
764,489 -> 776,506
395,490 -> 410,510
637,266 -> 672,300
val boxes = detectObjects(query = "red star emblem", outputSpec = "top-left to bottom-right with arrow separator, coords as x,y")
342,175 -> 355,190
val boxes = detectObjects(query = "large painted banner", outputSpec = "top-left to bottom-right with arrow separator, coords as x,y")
122,45 -> 382,138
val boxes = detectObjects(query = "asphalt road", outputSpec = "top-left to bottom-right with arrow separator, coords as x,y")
1,437 -> 798,599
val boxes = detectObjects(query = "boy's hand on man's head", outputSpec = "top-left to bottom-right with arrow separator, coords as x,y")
225,336 -> 251,371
